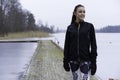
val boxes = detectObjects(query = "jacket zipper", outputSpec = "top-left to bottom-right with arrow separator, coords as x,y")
77,24 -> 80,61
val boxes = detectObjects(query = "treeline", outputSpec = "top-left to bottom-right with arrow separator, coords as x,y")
96,25 -> 120,33
0,0 -> 54,36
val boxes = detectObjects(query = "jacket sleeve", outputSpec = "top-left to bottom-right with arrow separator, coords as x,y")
90,24 -> 98,60
63,27 -> 70,63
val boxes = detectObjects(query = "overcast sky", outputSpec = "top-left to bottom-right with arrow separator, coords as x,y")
19,0 -> 120,30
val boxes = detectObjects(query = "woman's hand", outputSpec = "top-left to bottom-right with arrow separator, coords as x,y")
63,61 -> 70,72
90,60 -> 97,75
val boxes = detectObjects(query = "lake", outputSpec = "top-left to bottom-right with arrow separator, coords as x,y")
0,42 -> 37,80
53,33 -> 120,80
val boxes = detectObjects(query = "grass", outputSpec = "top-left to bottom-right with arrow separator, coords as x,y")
0,31 -> 50,40
24,40 -> 66,80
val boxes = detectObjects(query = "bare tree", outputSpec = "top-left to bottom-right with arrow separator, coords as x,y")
26,12 -> 36,31
0,0 -> 5,36
0,0 -> 54,34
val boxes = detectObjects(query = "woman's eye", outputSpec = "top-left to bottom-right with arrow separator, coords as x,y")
79,10 -> 85,13
79,11 -> 82,13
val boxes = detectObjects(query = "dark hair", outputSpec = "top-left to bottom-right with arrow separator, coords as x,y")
71,4 -> 84,24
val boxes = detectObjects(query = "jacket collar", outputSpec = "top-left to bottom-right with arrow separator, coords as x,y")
74,20 -> 84,27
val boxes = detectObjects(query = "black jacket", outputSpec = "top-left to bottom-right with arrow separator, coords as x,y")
64,21 -> 97,62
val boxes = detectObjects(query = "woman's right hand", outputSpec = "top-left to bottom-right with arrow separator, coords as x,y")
63,61 -> 70,72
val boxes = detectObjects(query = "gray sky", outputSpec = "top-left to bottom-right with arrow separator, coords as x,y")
19,0 -> 120,30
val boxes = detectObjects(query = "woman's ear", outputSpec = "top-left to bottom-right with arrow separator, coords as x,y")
73,12 -> 76,16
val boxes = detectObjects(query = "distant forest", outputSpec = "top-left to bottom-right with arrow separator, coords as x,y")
96,25 -> 120,33
57,25 -> 120,33
0,0 -> 54,36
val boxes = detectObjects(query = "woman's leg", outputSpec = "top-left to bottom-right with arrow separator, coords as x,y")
80,62 -> 90,80
70,61 -> 80,80
72,68 -> 80,80
70,61 -> 90,80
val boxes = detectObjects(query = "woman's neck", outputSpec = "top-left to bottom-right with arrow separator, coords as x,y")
75,19 -> 83,23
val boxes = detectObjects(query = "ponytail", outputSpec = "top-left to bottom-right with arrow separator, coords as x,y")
71,13 -> 76,24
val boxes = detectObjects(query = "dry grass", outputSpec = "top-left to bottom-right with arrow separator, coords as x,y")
0,31 -> 49,40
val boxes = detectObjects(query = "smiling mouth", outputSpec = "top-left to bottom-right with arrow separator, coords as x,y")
80,16 -> 85,19
80,15 -> 85,17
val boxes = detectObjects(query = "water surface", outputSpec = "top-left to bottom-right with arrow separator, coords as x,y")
0,42 -> 37,80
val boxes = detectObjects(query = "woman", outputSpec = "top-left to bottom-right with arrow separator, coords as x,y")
63,4 -> 98,80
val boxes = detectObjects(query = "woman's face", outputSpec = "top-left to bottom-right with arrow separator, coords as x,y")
74,6 -> 85,22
